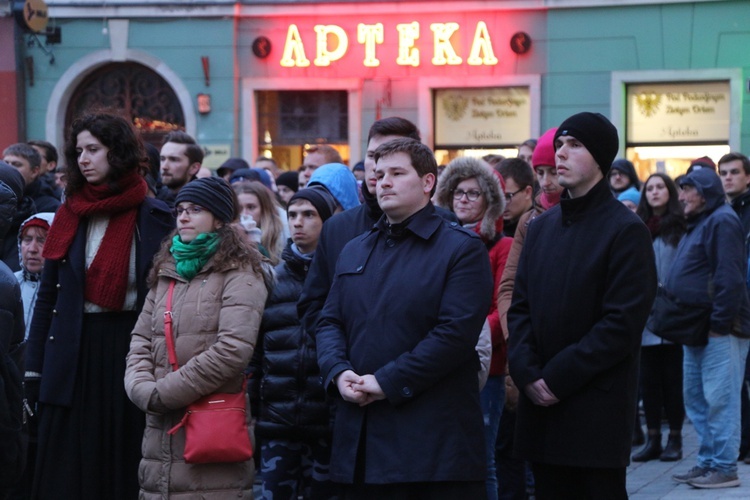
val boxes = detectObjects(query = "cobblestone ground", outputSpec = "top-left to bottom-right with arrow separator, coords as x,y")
628,421 -> 750,499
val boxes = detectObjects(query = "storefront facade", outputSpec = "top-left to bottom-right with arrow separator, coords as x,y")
8,0 -> 750,176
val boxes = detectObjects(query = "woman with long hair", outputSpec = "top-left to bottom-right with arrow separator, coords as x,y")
25,111 -> 173,499
233,180 -> 285,265
125,177 -> 270,498
632,173 -> 687,462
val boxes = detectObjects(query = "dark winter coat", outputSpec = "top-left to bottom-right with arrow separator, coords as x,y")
25,198 -> 173,407
665,168 -> 750,337
298,186 -> 457,338
0,180 -> 26,492
250,242 -> 330,440
508,178 -> 657,468
25,178 -> 60,214
1,196 -> 35,272
316,203 -> 492,483
730,187 -> 750,248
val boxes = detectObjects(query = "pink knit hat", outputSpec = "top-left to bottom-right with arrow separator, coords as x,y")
532,127 -> 558,170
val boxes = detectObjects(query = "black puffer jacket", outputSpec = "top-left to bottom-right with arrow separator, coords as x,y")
250,242 -> 330,440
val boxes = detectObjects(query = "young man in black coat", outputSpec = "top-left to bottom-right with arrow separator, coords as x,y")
316,138 -> 492,498
508,112 -> 657,499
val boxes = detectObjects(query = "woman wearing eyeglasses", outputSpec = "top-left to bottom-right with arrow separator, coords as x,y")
25,111 -> 173,499
125,176 -> 271,498
436,157 -> 513,500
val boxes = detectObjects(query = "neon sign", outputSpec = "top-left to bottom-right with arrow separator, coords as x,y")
280,21 -> 499,68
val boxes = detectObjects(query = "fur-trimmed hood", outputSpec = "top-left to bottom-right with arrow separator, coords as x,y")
435,157 -> 506,241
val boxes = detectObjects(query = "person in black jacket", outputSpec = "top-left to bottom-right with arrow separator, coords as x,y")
508,113 -> 656,499
251,186 -> 339,500
718,152 -> 750,462
0,177 -> 25,499
298,117 -> 456,336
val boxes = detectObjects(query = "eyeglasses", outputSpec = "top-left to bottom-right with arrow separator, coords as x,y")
504,188 -> 524,202
453,189 -> 482,202
609,171 -> 625,178
173,205 -> 205,217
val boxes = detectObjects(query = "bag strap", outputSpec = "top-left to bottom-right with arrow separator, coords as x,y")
164,280 -> 179,372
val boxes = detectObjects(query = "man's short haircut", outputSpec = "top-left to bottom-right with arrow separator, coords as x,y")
373,138 -> 437,195
367,117 -> 421,143
519,138 -> 537,150
305,144 -> 342,164
255,156 -> 277,167
497,157 -> 534,189
162,130 -> 204,165
3,143 -> 41,170
28,140 -> 58,164
482,154 -> 504,167
719,152 -> 750,176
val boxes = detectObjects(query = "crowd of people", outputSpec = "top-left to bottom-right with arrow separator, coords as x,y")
0,108 -> 749,500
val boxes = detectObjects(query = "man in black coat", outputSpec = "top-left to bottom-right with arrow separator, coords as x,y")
0,177 -> 26,497
316,138 -> 492,498
508,112 -> 656,499
298,117 -> 456,336
719,152 -> 750,462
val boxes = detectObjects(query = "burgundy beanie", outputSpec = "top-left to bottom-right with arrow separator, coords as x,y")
532,127 -> 558,170
554,112 -> 619,173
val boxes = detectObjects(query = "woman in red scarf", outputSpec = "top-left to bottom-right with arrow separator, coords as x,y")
24,112 -> 173,499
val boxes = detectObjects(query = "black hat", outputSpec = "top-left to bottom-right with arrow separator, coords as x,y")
175,177 -> 235,223
554,112 -> 619,173
217,157 -> 250,178
276,171 -> 299,193
288,186 -> 337,222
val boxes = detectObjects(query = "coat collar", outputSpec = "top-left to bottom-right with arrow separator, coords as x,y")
374,202 -> 441,241
559,178 -> 613,223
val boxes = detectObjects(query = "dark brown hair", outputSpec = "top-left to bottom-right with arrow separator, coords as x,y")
63,111 -> 145,196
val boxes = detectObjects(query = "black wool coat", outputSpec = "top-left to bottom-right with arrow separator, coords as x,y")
316,203 -> 492,484
25,198 -> 173,407
508,178 -> 657,468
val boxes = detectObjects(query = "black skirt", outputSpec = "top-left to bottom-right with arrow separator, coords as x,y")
32,311 -> 143,500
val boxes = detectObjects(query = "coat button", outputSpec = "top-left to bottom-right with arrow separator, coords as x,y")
386,239 -> 395,247
61,259 -> 66,263
52,309 -> 58,315
450,222 -> 457,226
49,336 -> 54,341
356,265 -> 363,272
401,387 -> 412,397
56,283 -> 61,289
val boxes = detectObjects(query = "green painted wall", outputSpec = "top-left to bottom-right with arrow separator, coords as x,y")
544,0 -> 750,150
20,17 -> 236,152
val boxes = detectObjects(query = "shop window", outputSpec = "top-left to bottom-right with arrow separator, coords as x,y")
625,81 -> 730,180
257,90 -> 349,171
65,62 -> 185,148
433,87 -> 531,166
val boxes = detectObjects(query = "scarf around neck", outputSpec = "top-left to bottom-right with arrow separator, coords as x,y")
170,232 -> 220,280
43,170 -> 147,310
539,190 -> 562,210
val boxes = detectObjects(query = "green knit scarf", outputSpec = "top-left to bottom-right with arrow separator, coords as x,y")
169,232 -> 220,281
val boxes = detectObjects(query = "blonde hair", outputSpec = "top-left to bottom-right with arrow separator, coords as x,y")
232,181 -> 285,265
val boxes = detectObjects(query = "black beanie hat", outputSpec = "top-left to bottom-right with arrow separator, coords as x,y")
288,186 -> 337,222
0,161 -> 25,207
276,171 -> 299,193
554,112 -> 619,173
175,177 -> 236,223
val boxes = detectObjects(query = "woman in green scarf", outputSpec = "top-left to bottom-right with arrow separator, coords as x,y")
125,177 -> 271,499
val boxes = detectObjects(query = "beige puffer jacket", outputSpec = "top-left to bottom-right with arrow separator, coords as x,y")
125,257 -> 267,499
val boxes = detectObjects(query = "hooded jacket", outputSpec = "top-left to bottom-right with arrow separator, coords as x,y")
665,168 -> 750,337
610,158 -> 641,195
0,163 -> 33,272
308,163 -> 361,211
436,159 -> 512,375
14,212 -> 55,340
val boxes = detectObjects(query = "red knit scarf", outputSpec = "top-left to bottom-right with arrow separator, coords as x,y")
44,171 -> 147,310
